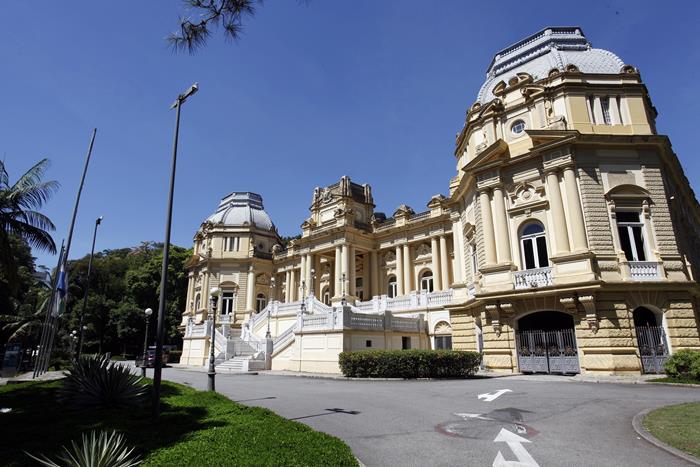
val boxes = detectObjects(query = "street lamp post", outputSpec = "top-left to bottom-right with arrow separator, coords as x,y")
207,287 -> 220,392
141,308 -> 153,378
310,268 -> 316,298
152,83 -> 199,418
266,277 -> 275,338
341,273 -> 347,306
77,216 -> 102,359
300,280 -> 307,313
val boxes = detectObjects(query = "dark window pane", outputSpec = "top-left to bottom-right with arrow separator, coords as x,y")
616,211 -> 640,223
536,236 -> 549,267
632,226 -> 646,261
618,226 -> 634,260
522,223 -> 544,236
523,238 -> 536,269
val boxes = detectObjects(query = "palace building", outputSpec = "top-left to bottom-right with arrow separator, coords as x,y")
179,27 -> 700,375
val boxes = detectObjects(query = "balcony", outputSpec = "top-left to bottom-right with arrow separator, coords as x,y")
629,261 -> 660,281
513,267 -> 553,289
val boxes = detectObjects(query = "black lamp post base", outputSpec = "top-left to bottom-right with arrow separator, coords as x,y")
207,370 -> 216,391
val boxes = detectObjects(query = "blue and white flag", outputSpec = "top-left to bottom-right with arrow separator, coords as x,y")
51,262 -> 68,317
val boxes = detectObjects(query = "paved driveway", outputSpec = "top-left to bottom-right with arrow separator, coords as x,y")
159,368 -> 699,466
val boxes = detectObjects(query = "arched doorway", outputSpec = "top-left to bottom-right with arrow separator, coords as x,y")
633,306 -> 669,374
515,311 -> 579,374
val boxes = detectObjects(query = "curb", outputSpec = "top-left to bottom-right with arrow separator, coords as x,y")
632,408 -> 700,466
255,372 -> 491,382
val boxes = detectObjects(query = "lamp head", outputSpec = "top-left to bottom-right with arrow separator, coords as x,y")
96,216 -> 103,225
144,308 -> 153,316
210,287 -> 220,297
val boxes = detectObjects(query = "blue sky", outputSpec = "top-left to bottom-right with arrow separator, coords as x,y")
3,1 -> 699,268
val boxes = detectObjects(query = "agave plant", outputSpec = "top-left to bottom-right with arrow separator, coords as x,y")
59,355 -> 149,409
27,430 -> 140,467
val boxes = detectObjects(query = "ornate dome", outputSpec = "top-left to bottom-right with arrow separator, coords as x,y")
477,27 -> 626,103
206,192 -> 275,230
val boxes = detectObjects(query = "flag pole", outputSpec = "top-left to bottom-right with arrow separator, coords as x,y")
36,129 -> 97,375
33,242 -> 64,378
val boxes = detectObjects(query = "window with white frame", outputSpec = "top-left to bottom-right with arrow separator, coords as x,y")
520,222 -> 549,270
420,270 -> 434,293
601,97 -> 611,125
221,291 -> 235,314
511,119 -> 526,135
224,236 -> 240,252
256,293 -> 267,313
615,211 -> 647,261
387,275 -> 397,298
469,242 -> 478,277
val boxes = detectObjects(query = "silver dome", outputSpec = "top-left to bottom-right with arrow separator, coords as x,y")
206,192 -> 274,230
477,27 -> 625,103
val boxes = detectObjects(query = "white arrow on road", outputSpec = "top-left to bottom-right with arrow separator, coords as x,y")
492,428 -> 539,467
478,389 -> 512,402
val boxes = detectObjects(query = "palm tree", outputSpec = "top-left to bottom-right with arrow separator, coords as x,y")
0,158 -> 59,290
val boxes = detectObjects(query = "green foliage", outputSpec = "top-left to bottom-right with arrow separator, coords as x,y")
58,355 -> 149,410
664,349 -> 700,380
339,349 -> 482,378
1,380 -> 358,467
27,430 -> 140,467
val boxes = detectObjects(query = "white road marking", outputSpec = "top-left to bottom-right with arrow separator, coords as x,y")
492,428 -> 540,467
478,389 -> 512,402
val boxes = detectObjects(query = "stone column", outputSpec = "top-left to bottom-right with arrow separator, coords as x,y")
370,250 -> 379,298
246,266 -> 256,311
563,166 -> 589,252
479,189 -> 497,265
284,270 -> 291,302
341,244 -> 349,297
546,169 -> 571,254
592,96 -> 604,124
395,245 -> 404,296
403,244 -> 413,292
451,220 -> 464,283
492,186 -> 512,263
334,245 -> 342,298
431,237 -> 442,291
299,254 -> 307,298
289,268 -> 297,302
362,253 -> 370,300
440,235 -> 450,290
349,245 -> 356,296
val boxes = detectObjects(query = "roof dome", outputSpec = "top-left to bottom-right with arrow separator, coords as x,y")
477,27 -> 626,103
206,192 -> 274,230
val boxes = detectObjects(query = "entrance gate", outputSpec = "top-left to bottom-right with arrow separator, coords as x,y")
636,326 -> 669,374
516,329 -> 580,374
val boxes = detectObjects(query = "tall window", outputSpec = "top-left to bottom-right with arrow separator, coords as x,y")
420,271 -> 434,293
601,97 -> 611,124
222,292 -> 235,314
356,277 -> 364,301
616,211 -> 646,261
322,288 -> 330,306
224,236 -> 240,252
256,293 -> 267,313
469,242 -> 478,277
387,276 -> 397,298
194,293 -> 201,311
520,222 -> 549,270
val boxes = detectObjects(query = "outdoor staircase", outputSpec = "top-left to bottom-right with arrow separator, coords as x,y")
216,355 -> 266,372
213,328 -> 266,372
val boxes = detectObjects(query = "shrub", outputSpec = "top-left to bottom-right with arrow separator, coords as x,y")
665,349 -> 700,380
59,355 -> 149,409
27,430 -> 140,467
339,349 -> 481,378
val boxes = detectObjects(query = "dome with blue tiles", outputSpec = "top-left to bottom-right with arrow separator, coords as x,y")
206,192 -> 275,230
477,27 -> 626,103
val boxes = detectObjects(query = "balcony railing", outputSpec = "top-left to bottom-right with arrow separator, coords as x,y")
514,267 -> 553,289
629,261 -> 660,281
354,289 -> 454,313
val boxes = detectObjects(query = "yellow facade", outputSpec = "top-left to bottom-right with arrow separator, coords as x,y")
181,27 -> 700,375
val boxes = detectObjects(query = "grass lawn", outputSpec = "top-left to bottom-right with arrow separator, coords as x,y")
0,379 -> 358,466
650,376 -> 700,385
644,402 -> 700,459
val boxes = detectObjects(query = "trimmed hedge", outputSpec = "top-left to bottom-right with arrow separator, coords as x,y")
339,349 -> 481,378
665,349 -> 700,381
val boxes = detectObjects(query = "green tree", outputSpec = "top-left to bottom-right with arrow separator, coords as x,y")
0,158 -> 58,291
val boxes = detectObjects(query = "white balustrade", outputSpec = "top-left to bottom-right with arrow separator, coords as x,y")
629,261 -> 660,280
513,267 -> 553,289
348,312 -> 384,330
426,290 -> 453,306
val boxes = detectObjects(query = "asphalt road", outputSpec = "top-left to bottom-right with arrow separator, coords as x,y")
158,368 -> 700,466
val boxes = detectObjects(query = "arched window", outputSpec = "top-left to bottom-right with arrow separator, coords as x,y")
256,293 -> 267,313
520,222 -> 549,269
194,293 -> 201,311
221,291 -> 235,315
434,321 -> 453,350
322,287 -> 330,306
420,270 -> 434,293
387,276 -> 397,298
